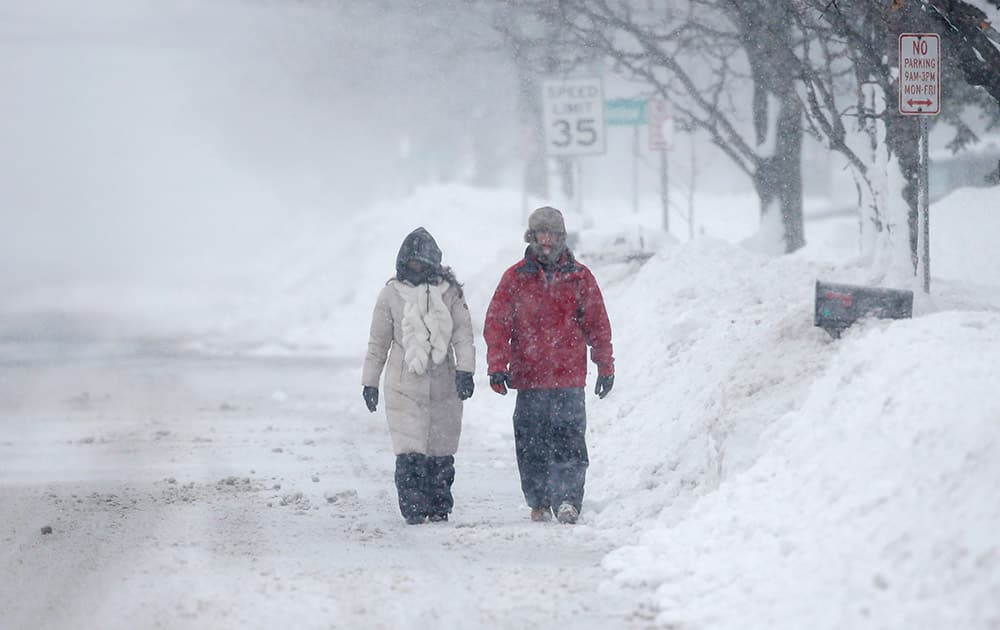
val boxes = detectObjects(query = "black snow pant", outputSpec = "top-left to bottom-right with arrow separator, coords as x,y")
394,453 -> 455,520
426,455 -> 455,517
512,388 -> 588,513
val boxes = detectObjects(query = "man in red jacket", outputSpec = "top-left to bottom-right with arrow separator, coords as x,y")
484,206 -> 614,524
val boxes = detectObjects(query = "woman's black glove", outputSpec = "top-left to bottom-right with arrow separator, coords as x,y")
362,386 -> 379,412
455,371 -> 474,400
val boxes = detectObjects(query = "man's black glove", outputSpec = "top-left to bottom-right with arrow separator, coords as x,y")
595,374 -> 614,399
456,371 -> 474,400
362,386 -> 379,412
489,372 -> 510,396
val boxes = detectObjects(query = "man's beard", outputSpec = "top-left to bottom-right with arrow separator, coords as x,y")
531,241 -> 565,264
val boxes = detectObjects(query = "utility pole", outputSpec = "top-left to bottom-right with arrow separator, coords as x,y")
647,98 -> 673,233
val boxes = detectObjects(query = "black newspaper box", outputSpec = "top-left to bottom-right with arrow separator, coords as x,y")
814,281 -> 913,338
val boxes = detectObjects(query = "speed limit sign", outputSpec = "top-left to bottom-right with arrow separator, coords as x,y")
541,77 -> 606,156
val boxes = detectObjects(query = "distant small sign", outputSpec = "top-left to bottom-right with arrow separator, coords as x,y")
605,98 -> 647,126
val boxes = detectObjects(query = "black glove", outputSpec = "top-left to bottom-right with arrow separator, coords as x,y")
455,371 -> 474,400
489,372 -> 510,396
362,386 -> 379,412
595,374 -> 614,399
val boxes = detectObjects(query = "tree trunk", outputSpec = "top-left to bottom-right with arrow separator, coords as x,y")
885,112 -> 921,274
753,95 -> 805,253
517,68 -> 548,200
557,157 -> 574,200
735,0 -> 806,254
885,4 -> 931,276
469,107 -> 504,187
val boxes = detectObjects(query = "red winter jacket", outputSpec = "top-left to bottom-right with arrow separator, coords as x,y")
484,248 -> 614,389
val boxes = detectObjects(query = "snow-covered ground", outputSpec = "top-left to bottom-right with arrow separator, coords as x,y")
0,351 -> 641,629
3,2 -> 999,627
3,182 -> 998,629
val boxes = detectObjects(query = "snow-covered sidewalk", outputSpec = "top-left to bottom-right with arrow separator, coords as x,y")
0,345 -> 644,629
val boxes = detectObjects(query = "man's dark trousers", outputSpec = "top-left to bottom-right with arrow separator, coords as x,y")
512,388 -> 588,512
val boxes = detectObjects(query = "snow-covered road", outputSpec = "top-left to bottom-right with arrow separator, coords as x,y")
0,334 -> 644,630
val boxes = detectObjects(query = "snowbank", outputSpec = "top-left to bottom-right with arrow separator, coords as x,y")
190,185 -> 528,357
580,197 -> 999,628
601,308 -> 1000,629
586,238 -> 834,531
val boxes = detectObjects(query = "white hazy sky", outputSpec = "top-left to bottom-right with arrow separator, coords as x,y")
0,0 -> 503,288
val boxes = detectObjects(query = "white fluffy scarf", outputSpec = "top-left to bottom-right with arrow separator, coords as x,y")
393,281 -> 453,375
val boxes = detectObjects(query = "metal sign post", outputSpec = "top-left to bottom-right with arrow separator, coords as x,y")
915,115 -> 931,294
604,98 -> 647,215
541,77 -> 605,220
898,33 -> 940,293
648,98 -> 673,233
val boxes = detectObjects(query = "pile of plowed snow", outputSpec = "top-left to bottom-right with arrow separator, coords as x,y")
587,237 -> 1000,630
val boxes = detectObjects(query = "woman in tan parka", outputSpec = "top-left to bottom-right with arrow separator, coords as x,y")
362,227 -> 476,524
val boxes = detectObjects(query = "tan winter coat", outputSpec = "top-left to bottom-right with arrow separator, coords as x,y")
362,279 -> 475,456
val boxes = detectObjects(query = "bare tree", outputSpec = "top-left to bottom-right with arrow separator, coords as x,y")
488,2 -> 605,202
543,0 -> 809,252
793,0 -> 1000,270
508,0 -> 999,259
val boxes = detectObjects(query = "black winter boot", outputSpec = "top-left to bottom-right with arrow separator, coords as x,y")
395,453 -> 429,524
426,455 -> 455,521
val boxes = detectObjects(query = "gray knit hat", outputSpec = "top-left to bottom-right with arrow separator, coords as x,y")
523,206 -> 567,243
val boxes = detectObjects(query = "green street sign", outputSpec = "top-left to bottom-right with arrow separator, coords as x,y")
605,98 -> 647,126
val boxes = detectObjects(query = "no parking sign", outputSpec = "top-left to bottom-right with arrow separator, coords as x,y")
899,33 -> 941,115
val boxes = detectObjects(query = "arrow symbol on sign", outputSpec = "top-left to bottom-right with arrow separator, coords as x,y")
907,99 -> 933,107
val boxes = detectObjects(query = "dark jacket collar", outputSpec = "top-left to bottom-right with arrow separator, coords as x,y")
520,246 -> 580,274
